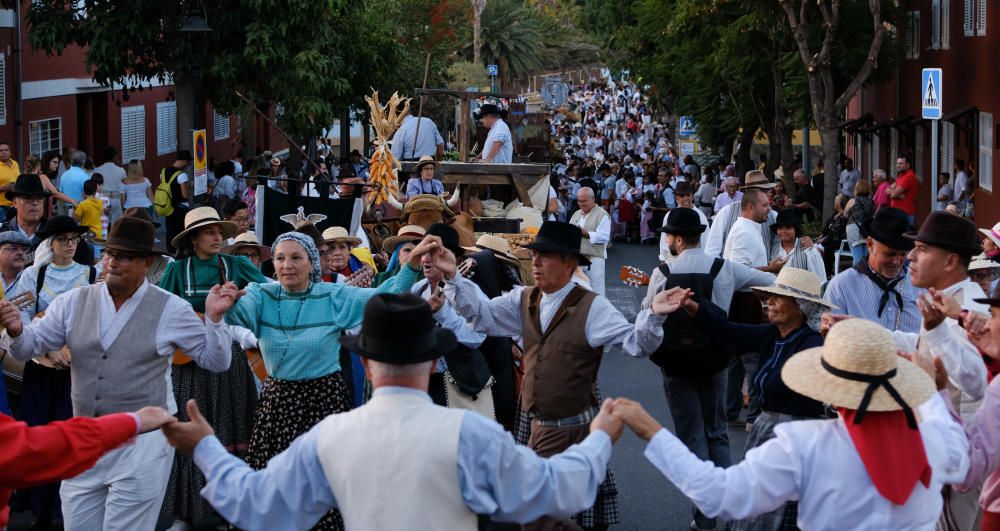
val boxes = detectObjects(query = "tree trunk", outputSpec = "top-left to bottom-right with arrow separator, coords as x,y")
735,127 -> 755,176
240,111 -> 258,161
780,122 -> 795,190
819,125 -> 841,219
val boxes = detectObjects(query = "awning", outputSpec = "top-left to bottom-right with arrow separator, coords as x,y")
839,112 -> 873,132
942,105 -> 979,122
886,115 -> 917,130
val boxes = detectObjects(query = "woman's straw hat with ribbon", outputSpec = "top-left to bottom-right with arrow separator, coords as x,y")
170,206 -> 238,249
751,267 -> 837,308
462,234 -> 519,265
223,232 -> 271,260
321,226 -> 361,247
381,225 -> 426,254
979,221 -> 1000,248
782,319 -> 935,426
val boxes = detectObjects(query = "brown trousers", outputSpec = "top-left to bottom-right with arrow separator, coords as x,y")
522,421 -> 590,531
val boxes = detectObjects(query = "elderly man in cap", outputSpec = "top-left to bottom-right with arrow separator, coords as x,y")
161,293 -> 624,531
824,207 -> 922,333
0,230 -> 30,295
446,220 -> 676,530
612,316 -> 968,530
0,215 -> 236,531
570,187 -> 611,295
476,104 -> 514,164
641,208 -> 774,530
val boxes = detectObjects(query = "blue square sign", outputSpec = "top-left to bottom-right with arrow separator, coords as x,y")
487,64 -> 498,76
921,68 -> 942,120
679,116 -> 697,136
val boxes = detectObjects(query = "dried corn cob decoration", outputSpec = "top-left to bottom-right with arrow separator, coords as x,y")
366,91 -> 411,206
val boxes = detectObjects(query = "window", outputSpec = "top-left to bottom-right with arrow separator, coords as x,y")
942,0 -> 951,48
905,11 -> 921,59
977,0 -> 987,36
932,0 -> 941,49
889,128 -> 899,178
156,101 -> 176,156
213,110 -> 230,141
120,105 -> 145,162
941,121 -> 955,182
979,112 -> 993,191
965,0 -> 976,36
28,118 -> 60,157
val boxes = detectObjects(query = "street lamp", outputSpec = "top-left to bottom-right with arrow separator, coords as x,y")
179,12 -> 213,133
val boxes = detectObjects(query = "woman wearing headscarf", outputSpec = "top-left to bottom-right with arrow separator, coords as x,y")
14,216 -> 95,529
212,230 -> 441,530
371,225 -> 425,288
157,206 -> 268,529
682,267 -> 837,531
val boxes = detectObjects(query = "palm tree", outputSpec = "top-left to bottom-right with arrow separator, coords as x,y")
471,0 -> 487,65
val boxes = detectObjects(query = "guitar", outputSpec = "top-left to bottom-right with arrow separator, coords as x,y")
172,312 -> 270,380
619,265 -> 650,287
343,265 -> 374,287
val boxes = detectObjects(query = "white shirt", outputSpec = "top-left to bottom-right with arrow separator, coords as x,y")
659,207 -> 708,263
892,278 -> 989,423
643,392 -> 968,530
483,119 -> 513,164
390,116 -> 445,160
714,191 -> 742,213
643,248 -> 774,314
572,209 -> 611,247
953,170 -> 969,203
723,216 -> 767,268
93,162 -> 126,193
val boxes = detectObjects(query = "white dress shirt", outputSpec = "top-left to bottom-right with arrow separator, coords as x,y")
573,209 -> 611,246
891,278 -> 989,423
713,191 -> 742,213
449,276 -> 665,357
643,248 -> 774,314
643,392 -> 968,530
723,216 -> 768,268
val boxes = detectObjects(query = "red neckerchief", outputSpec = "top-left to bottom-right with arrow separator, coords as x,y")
839,408 -> 932,505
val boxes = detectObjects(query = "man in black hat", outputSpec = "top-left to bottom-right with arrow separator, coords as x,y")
641,208 -> 774,531
825,207 -> 922,333
161,150 -> 193,254
475,103 -> 513,164
446,220 -> 675,529
0,215 -> 236,530
160,293 -> 624,530
0,174 -> 95,265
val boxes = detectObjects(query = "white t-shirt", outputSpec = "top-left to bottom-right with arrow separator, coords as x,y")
483,119 -> 513,164
953,171 -> 969,203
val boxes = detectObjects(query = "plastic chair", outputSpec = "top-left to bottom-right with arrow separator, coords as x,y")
833,240 -> 853,276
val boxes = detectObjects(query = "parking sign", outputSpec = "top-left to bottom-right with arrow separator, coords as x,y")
487,64 -> 498,76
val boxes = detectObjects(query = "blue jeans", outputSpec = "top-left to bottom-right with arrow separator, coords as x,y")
664,369 -> 732,529
851,243 -> 868,265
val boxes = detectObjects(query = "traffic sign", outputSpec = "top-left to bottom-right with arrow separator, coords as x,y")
679,116 -> 697,136
679,141 -> 697,155
193,129 -> 208,196
487,64 -> 498,76
922,68 -> 942,120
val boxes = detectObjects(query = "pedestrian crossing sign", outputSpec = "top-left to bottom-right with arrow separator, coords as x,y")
922,68 -> 942,120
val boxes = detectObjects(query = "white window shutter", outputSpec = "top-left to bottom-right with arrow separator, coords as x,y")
979,113 -> 993,191
965,0 -> 976,36
156,102 -> 177,156
932,0 -> 941,49
0,54 -> 6,126
941,121 -> 955,179
911,12 -> 922,58
213,111 -> 230,141
977,0 -> 987,36
942,0 -> 951,48
120,106 -> 145,163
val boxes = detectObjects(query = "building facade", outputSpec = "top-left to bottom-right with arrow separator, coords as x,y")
847,0 -> 995,225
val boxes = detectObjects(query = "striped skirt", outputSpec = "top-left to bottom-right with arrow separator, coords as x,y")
248,371 -> 352,531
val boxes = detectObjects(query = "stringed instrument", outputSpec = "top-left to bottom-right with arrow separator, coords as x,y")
619,265 -> 651,287
0,291 -> 39,378
171,312 -> 270,381
343,265 -> 374,287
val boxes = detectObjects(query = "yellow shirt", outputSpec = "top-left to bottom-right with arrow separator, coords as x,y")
0,159 -> 21,206
75,197 -> 103,239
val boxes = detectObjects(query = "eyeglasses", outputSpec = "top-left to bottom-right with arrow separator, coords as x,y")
104,250 -> 142,263
54,235 -> 81,245
230,216 -> 250,225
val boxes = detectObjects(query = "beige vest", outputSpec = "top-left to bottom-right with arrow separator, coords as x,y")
316,391 -> 477,531
571,207 -> 609,259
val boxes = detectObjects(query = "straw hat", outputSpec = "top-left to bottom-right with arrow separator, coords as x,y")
401,194 -> 455,223
969,253 -> 1000,272
463,234 -> 519,264
414,155 -> 438,173
742,171 -> 777,190
170,207 -> 239,249
381,225 -> 426,254
223,232 -> 271,260
751,267 -> 838,308
979,221 -> 1000,248
321,226 -> 361,247
782,319 -> 936,414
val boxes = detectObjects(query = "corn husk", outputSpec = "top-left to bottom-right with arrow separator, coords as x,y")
365,91 -> 411,205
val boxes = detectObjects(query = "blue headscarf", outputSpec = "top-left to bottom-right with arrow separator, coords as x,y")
271,231 -> 322,283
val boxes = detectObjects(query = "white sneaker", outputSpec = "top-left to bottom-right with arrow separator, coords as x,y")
166,521 -> 193,531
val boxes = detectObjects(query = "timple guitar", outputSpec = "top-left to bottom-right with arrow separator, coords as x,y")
619,265 -> 650,287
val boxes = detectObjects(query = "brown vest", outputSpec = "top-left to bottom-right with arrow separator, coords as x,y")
519,285 -> 602,419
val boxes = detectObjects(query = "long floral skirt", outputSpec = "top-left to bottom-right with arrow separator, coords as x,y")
247,371 -> 352,531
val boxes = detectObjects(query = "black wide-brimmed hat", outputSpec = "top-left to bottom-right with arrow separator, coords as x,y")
656,208 -> 705,236
36,215 -> 88,240
523,220 -> 590,266
8,174 -> 52,199
339,293 -> 456,363
770,209 -> 803,232
904,211 -> 983,256
864,207 -> 914,251
975,283 -> 1000,307
103,216 -> 159,255
474,103 -> 505,121
425,223 -> 465,259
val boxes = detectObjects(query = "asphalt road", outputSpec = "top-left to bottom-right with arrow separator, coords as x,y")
600,241 -> 749,531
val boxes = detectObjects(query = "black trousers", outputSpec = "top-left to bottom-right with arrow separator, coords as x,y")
165,205 -> 189,254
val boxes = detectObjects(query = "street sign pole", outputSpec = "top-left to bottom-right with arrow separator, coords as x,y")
931,121 -> 939,212
922,68 -> 942,212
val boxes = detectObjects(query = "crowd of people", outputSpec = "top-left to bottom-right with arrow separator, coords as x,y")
1,76 -> 1000,531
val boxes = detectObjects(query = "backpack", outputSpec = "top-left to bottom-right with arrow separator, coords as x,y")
153,169 -> 182,217
648,258 -> 735,377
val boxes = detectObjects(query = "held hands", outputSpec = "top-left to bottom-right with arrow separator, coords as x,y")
917,292 -> 947,331
161,400 -> 216,456
407,235 -> 443,269
134,406 -> 176,434
610,398 -> 663,441
0,299 -> 23,337
764,256 -> 787,273
205,282 -> 245,323
651,287 -> 693,316
589,399 -> 624,443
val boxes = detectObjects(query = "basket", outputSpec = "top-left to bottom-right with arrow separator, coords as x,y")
498,232 -> 536,251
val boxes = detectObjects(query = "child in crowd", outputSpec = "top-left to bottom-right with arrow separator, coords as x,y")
73,180 -> 105,258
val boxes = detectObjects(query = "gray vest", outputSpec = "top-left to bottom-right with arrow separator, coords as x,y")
68,285 -> 170,417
